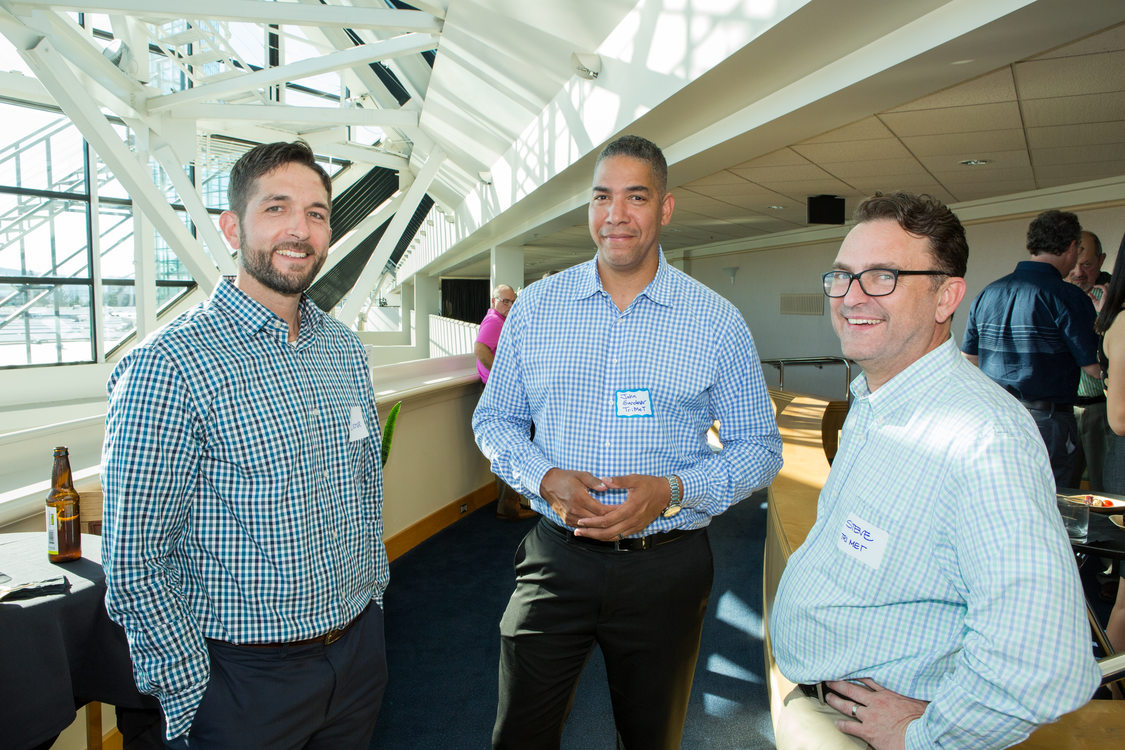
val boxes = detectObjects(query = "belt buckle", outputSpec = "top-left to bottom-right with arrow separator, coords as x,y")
323,628 -> 344,646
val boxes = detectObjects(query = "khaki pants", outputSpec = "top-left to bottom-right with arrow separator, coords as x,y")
775,685 -> 871,750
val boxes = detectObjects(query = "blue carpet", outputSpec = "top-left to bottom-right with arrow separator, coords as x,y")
370,490 -> 776,749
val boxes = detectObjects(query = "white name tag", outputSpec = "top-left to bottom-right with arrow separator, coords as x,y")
615,389 -> 654,418
837,513 -> 888,569
348,406 -> 370,442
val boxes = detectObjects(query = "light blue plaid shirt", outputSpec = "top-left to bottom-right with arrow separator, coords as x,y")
770,339 -> 1099,749
102,278 -> 388,739
473,252 -> 781,531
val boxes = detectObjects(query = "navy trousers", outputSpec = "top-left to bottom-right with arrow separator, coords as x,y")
165,602 -> 387,750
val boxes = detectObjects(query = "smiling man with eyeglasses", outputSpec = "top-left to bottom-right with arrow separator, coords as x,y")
770,192 -> 1098,750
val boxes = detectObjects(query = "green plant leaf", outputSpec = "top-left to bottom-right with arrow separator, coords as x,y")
380,401 -> 402,469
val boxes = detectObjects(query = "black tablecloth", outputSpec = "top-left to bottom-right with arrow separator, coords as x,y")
1073,513 -> 1125,560
0,532 -> 158,750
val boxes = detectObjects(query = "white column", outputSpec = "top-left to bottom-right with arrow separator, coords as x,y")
413,273 -> 438,359
491,244 -> 524,292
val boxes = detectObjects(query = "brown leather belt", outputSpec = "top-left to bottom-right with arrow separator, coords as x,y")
237,612 -> 361,648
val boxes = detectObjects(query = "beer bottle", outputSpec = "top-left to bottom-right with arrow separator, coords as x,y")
46,446 -> 81,563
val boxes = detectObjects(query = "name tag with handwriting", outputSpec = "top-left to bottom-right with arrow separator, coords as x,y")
348,406 -> 370,442
615,389 -> 654,418
837,513 -> 888,569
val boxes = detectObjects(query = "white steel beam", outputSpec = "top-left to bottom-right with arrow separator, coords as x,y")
20,37 -> 221,291
338,147 -> 443,326
7,0 -> 443,32
151,142 -> 238,277
315,192 -> 404,280
171,102 -> 420,129
146,33 -> 439,112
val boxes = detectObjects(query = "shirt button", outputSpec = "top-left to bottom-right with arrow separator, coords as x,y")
324,470 -> 330,480
604,440 -> 611,447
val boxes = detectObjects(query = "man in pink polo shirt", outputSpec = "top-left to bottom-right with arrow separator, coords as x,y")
475,284 -> 516,383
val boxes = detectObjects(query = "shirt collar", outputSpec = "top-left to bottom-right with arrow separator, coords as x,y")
851,337 -> 960,418
570,248 -> 676,306
1016,259 -> 1064,279
211,276 -> 324,342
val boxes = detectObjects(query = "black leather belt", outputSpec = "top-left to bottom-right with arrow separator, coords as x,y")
1018,398 -> 1071,413
1076,395 -> 1106,406
543,517 -> 699,551
798,681 -> 845,703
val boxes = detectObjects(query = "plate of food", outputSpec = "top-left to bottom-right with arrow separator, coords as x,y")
1064,494 -> 1125,513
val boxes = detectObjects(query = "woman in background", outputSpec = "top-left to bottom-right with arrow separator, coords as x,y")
1096,231 -> 1125,652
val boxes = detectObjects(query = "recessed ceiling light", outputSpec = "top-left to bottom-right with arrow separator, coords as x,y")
959,159 -> 990,166
767,205 -> 785,210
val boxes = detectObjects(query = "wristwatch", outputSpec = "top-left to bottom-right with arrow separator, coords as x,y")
661,475 -> 682,518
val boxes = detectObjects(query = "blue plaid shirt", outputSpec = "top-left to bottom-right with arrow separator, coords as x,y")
473,252 -> 781,531
102,278 -> 388,739
770,340 -> 1099,749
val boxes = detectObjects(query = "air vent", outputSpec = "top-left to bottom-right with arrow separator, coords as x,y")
780,293 -> 824,316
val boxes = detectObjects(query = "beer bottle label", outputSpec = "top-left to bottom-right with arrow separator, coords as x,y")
46,506 -> 59,554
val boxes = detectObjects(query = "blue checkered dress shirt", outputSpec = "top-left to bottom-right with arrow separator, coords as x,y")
473,252 -> 782,532
770,339 -> 1099,749
102,278 -> 388,739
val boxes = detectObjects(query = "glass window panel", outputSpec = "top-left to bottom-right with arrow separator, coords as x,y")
0,282 -> 94,367
0,194 -> 90,277
97,202 -> 135,279
101,282 -> 192,352
0,102 -> 86,194
95,123 -> 136,201
0,35 -> 33,75
227,22 -> 267,69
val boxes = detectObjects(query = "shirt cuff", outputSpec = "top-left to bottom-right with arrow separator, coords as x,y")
158,680 -> 209,740
514,451 -> 555,499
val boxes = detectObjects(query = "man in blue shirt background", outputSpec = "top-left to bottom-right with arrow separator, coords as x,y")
962,209 -> 1101,486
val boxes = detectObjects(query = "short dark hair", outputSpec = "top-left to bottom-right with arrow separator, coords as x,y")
228,140 -> 332,219
853,192 -> 968,278
595,135 -> 668,195
1026,210 -> 1081,256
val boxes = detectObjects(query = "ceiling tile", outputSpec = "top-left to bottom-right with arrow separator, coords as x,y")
1027,122 -> 1125,149
793,138 -> 911,163
943,178 -> 1038,201
887,67 -> 1018,112
917,149 -> 1032,174
1031,142 -> 1125,166
1035,160 -> 1125,185
1014,50 -> 1125,99
730,147 -> 810,170
1021,91 -> 1125,127
1031,24 -> 1125,59
822,158 -> 930,179
684,170 -> 755,188
901,129 -> 1027,157
880,101 -> 1023,137
729,163 -> 834,183
797,116 -> 894,144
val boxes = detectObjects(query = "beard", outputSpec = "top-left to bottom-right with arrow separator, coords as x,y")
240,235 -> 326,296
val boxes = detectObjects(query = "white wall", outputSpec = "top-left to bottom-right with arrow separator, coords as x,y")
686,205 -> 1125,399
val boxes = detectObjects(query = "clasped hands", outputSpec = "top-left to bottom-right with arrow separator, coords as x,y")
539,468 -> 669,541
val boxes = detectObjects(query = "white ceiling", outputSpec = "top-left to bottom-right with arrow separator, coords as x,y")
1,0 -> 1123,292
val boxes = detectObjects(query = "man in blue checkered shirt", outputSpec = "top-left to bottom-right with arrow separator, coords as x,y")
473,134 -> 782,749
770,193 -> 1098,749
102,141 -> 389,747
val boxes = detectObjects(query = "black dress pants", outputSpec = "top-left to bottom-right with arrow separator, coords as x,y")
493,518 -> 714,750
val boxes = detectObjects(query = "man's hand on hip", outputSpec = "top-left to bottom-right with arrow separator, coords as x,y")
573,474 -> 671,541
539,468 -> 610,526
825,678 -> 928,750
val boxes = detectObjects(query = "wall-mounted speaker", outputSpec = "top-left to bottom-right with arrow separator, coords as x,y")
807,195 -> 845,225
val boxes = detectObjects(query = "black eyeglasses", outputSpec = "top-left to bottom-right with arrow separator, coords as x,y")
822,268 -> 950,298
